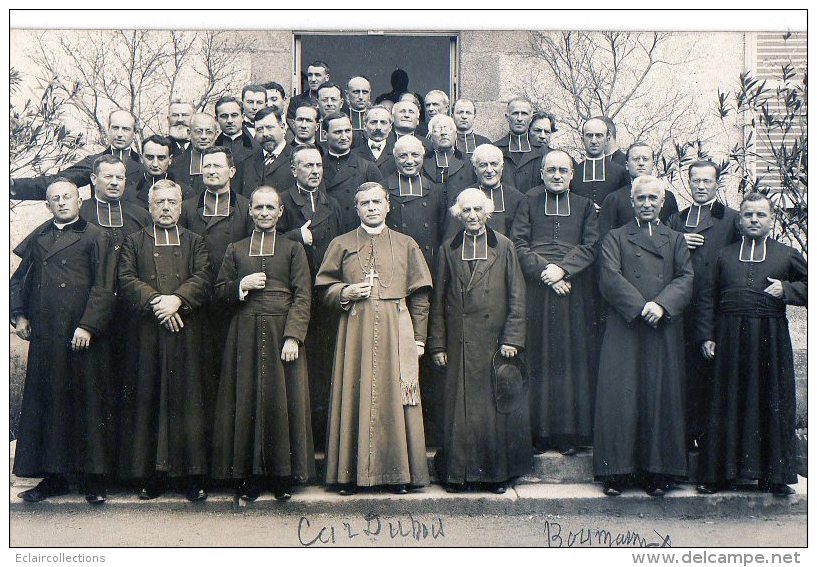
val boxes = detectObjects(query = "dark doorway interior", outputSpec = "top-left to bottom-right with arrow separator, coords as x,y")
297,34 -> 453,103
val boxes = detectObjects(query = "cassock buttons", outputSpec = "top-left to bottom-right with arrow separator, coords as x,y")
60,283 -> 66,288
422,202 -> 427,207
61,260 -> 67,265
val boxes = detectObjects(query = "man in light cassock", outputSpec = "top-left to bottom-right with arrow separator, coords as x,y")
117,180 -> 212,501
316,182 -> 433,495
429,188 -> 529,494
511,150 -> 599,456
211,186 -> 315,501
695,193 -> 806,496
11,179 -> 115,504
667,160 -> 740,450
594,175 -> 693,496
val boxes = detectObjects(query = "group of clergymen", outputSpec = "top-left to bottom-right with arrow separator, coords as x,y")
9,61 -> 807,505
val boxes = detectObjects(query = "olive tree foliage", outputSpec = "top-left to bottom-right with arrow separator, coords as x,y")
9,67 -> 85,210
524,31 -> 705,159
26,30 -> 253,147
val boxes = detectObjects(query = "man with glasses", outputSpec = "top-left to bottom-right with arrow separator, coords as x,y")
168,113 -> 225,198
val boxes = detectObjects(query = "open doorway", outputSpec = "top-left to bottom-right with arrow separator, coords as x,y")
294,33 -> 458,106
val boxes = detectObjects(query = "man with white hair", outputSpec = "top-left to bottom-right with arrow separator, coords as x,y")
392,100 -> 430,147
511,150 -> 600,457
447,143 -> 523,237
424,89 -> 450,121
384,135 -> 446,276
117,179 -> 212,502
425,114 -> 474,194
594,175 -> 693,497
428,187 -> 530,493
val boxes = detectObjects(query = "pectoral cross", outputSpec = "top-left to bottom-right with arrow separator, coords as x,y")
364,267 -> 380,287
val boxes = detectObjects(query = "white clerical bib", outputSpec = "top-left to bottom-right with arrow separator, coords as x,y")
398,175 -> 423,197
738,235 -> 768,262
583,157 -> 606,182
154,225 -> 181,246
249,229 -> 276,256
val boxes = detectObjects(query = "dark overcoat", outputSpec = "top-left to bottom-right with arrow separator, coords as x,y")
428,228 -> 530,483
599,184 -> 680,236
116,226 -> 212,479
11,218 -> 116,477
444,183 -> 525,239
593,221 -> 693,479
237,145 -> 295,198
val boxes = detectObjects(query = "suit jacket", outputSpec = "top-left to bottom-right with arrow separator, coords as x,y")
169,137 -> 190,157
237,144 -> 294,197
278,186 -> 343,278
215,126 -> 259,167
352,135 -> 397,177
493,133 -> 548,194
11,148 -> 146,202
321,152 -> 384,233
178,189 -> 253,278
384,171 -> 447,277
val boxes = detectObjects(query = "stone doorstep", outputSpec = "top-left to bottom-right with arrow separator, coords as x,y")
8,477 -> 807,518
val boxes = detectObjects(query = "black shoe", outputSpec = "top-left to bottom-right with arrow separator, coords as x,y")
18,475 -> 70,502
138,477 -> 165,500
391,484 -> 408,495
768,483 -> 795,497
184,481 -> 208,502
239,478 -> 264,502
559,446 -> 577,456
487,482 -> 507,494
444,483 -> 465,493
696,483 -> 719,494
338,484 -> 357,496
532,442 -> 548,455
273,484 -> 292,501
602,483 -> 622,496
646,484 -> 665,497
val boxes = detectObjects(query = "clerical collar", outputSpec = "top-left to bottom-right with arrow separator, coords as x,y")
190,148 -> 203,176
349,108 -> 366,130
544,190 -> 571,216
462,228 -> 488,261
249,229 -> 276,256
297,184 -> 318,212
480,184 -> 506,213
509,132 -> 532,153
398,174 -> 423,197
583,156 -> 606,182
153,224 -> 181,246
319,125 -> 327,142
361,223 -> 386,235
685,198 -> 717,228
203,189 -> 231,217
144,172 -> 168,186
296,138 -> 315,146
109,147 -> 132,161
457,132 -> 476,154
328,149 -> 350,159
95,197 -> 124,227
54,217 -> 79,230
635,217 -> 660,237
739,235 -> 768,263
435,150 -> 452,168
227,131 -> 243,141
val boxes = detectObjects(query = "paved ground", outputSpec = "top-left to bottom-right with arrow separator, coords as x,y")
9,507 -> 807,547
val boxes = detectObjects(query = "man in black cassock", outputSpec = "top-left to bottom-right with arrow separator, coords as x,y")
214,96 -> 259,168
167,113 -> 220,199
598,142 -> 679,236
321,112 -> 384,233
11,179 -> 116,504
602,117 -> 627,168
425,114 -> 475,199
695,193 -> 806,496
290,104 -> 321,150
11,110 -> 145,201
452,98 -> 491,156
211,186 -> 315,501
179,146 -> 252,446
429,188 -> 529,494
126,135 -> 178,209
238,107 -> 294,197
570,117 -> 628,211
117,180 -> 211,501
445,143 -> 523,239
594,175 -> 693,496
278,144 -> 343,450
511,150 -> 599,456
494,97 -> 547,194
667,160 -> 740,450
346,75 -> 372,132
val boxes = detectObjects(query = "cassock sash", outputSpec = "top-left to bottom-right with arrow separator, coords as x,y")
96,198 -> 124,227
583,157 -> 606,182
203,189 -> 230,217
509,132 -> 532,153
544,191 -> 571,216
154,224 -> 181,246
739,235 -> 768,262
249,229 -> 276,256
398,174 -> 423,197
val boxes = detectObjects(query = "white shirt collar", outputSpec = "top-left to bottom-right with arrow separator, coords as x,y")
54,217 -> 80,229
361,223 -> 386,235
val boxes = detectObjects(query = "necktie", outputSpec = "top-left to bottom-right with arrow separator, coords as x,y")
264,152 -> 276,166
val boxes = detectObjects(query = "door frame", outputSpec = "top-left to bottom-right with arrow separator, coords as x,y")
292,31 -> 460,101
